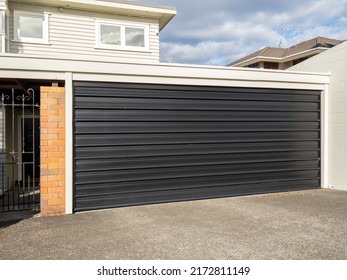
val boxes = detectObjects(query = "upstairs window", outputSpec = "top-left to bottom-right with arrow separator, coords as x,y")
100,24 -> 121,46
96,20 -> 148,51
125,27 -> 145,47
13,11 -> 49,44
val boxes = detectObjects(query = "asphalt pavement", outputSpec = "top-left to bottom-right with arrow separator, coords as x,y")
0,189 -> 346,259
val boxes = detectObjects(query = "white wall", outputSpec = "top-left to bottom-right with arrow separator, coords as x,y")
8,2 -> 160,63
290,41 -> 347,191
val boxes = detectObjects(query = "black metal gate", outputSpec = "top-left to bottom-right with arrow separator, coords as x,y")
0,88 -> 40,212
74,82 -> 321,212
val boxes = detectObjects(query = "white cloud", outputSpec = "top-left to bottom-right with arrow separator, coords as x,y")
161,41 -> 239,65
140,0 -> 347,65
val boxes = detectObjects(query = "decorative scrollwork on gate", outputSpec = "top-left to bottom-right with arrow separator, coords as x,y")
0,88 -> 40,212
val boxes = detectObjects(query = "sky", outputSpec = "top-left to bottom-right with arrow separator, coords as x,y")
138,0 -> 347,66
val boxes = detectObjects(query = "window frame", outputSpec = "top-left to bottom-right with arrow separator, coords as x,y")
0,10 -> 9,53
13,10 -> 49,44
0,11 -> 4,53
0,11 -> 3,34
95,20 -> 149,52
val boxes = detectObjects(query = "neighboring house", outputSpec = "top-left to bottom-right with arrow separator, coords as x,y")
290,40 -> 347,191
0,0 -> 329,217
228,37 -> 344,70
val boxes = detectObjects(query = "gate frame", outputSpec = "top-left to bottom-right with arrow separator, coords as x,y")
0,88 -> 40,212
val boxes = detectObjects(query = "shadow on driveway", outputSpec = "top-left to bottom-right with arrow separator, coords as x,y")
0,211 -> 39,229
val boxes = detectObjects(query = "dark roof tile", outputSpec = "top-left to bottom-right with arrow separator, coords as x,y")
228,36 -> 344,66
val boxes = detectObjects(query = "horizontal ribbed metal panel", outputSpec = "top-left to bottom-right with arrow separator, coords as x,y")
73,82 -> 321,212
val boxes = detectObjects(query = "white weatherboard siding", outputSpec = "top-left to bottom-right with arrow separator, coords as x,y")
291,41 -> 347,191
8,3 -> 160,63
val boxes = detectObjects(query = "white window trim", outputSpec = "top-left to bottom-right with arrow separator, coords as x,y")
95,20 -> 149,52
0,10 -> 4,34
13,10 -> 49,44
0,9 -> 9,53
0,10 -> 4,53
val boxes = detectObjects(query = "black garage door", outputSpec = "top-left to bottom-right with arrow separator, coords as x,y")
73,82 -> 321,212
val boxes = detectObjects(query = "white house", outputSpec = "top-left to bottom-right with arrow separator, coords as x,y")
0,0 -> 329,216
0,0 -> 176,63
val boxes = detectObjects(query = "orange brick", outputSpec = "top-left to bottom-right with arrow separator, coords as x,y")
47,175 -> 65,181
48,128 -> 64,134
40,104 -> 48,110
48,116 -> 62,122
47,134 -> 59,140
40,175 -> 48,181
48,198 -> 63,205
58,134 -> 65,140
48,152 -> 65,158
40,116 -> 48,122
58,204 -> 66,212
46,99 -> 58,105
57,192 -> 66,199
40,92 -> 48,98
56,158 -> 65,163
49,92 -> 64,99
40,199 -> 48,206
41,181 -> 59,188
49,104 -> 63,110
48,140 -> 63,146
47,163 -> 64,169
51,186 -> 65,192
58,145 -> 65,152
40,188 -> 48,194
41,146 -> 58,152
41,169 -> 60,176
46,122 -> 59,128
45,193 -> 58,199
44,110 -> 59,116
40,86 -> 66,217
40,140 -> 48,146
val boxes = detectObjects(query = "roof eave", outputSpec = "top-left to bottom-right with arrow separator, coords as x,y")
10,0 -> 177,30
230,47 -> 329,67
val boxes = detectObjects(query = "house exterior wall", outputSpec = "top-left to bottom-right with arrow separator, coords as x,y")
8,2 -> 160,63
290,41 -> 347,191
40,86 -> 65,216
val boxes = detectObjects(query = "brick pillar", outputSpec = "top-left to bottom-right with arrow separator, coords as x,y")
40,86 -> 65,216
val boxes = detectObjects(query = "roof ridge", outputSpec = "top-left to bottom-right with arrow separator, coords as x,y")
228,36 -> 344,66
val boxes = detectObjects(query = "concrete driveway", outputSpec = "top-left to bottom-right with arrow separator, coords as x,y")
0,189 -> 346,260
